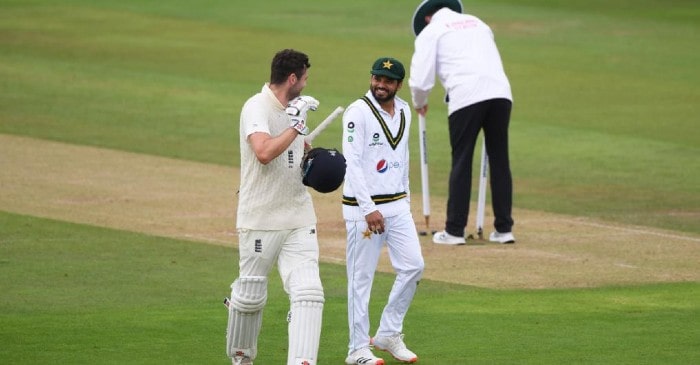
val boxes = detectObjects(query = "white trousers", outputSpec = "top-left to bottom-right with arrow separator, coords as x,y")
345,211 -> 424,353
237,225 -> 320,282
235,226 -> 324,365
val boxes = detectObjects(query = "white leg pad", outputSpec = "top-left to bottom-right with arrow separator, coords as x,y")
286,266 -> 324,365
226,276 -> 267,360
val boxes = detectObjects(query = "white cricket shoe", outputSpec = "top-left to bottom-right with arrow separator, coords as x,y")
432,230 -> 466,245
489,231 -> 515,244
345,347 -> 385,365
232,355 -> 253,365
371,333 -> 418,363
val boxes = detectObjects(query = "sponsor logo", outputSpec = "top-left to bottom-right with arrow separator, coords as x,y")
376,159 -> 388,173
376,159 -> 401,173
369,132 -> 384,147
347,136 -> 354,143
346,121 -> 355,132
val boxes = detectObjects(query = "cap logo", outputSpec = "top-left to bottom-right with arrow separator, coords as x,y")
382,60 -> 394,69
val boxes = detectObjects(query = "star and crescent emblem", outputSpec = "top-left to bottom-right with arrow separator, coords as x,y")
382,60 -> 393,69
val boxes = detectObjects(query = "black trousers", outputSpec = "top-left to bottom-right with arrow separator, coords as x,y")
445,98 -> 514,236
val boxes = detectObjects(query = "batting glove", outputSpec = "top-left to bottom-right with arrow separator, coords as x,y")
286,95 -> 319,135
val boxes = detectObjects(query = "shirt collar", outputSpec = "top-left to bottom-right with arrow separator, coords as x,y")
364,90 -> 396,116
262,83 -> 285,110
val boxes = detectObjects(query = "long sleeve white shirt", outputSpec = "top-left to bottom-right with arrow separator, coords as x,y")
341,91 -> 412,221
409,8 -> 512,115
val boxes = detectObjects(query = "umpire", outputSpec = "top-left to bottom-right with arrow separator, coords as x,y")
409,0 -> 516,245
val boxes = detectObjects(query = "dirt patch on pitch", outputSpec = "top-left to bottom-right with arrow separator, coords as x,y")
2,134 -> 699,289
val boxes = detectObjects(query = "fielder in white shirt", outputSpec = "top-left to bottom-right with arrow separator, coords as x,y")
409,0 -> 516,245
342,57 -> 425,365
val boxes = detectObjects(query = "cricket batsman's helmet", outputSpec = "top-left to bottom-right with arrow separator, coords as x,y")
302,147 -> 346,193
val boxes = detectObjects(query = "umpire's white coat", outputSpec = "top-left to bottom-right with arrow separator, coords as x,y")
341,91 -> 425,353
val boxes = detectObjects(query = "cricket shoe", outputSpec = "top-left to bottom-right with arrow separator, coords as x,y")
232,355 -> 253,365
371,333 -> 418,363
489,231 -> 515,244
345,347 -> 385,365
432,230 -> 466,245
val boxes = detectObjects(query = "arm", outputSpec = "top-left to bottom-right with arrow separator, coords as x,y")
342,105 -> 381,220
403,109 -> 411,203
344,106 -> 386,234
248,129 -> 299,165
409,34 -> 438,111
243,95 -> 318,165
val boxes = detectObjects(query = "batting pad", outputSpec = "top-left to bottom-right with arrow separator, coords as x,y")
226,276 -> 267,359
286,266 -> 324,365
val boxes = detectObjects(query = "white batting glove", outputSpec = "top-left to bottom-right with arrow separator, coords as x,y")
286,96 -> 320,135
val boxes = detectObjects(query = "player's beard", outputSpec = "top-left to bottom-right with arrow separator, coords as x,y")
288,82 -> 304,101
371,85 -> 396,103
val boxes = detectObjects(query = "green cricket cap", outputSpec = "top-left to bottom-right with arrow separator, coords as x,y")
370,57 -> 405,81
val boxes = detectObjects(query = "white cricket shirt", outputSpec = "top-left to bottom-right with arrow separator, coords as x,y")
341,91 -> 412,221
409,8 -> 512,115
236,83 -> 316,230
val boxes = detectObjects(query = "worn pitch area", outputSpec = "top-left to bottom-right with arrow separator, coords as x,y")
2,134 -> 698,289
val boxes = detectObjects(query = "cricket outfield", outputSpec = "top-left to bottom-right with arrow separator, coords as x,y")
1,0 -> 698,363
2,134 -> 698,290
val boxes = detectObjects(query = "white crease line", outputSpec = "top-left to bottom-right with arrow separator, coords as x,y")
557,218 -> 700,243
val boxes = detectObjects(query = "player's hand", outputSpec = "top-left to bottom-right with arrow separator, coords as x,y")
365,211 -> 385,235
286,96 -> 320,135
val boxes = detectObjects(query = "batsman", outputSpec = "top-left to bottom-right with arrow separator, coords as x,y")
226,49 -> 344,365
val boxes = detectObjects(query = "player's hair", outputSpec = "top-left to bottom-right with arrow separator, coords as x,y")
270,49 -> 311,85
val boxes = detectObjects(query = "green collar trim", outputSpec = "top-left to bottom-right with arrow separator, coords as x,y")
361,96 -> 405,150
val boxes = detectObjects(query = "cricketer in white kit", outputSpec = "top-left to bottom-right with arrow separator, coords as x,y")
342,57 -> 425,365
227,49 -> 324,365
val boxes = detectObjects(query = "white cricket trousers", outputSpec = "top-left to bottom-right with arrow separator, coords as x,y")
345,211 -> 424,353
237,226 -> 320,280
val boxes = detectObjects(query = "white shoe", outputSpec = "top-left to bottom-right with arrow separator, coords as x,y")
489,231 -> 515,243
232,355 -> 253,365
432,230 -> 466,245
372,333 -> 418,363
345,347 -> 385,365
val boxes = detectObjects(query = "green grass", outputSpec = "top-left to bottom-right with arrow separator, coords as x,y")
1,0 -> 699,363
1,211 -> 698,364
1,0 -> 698,233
